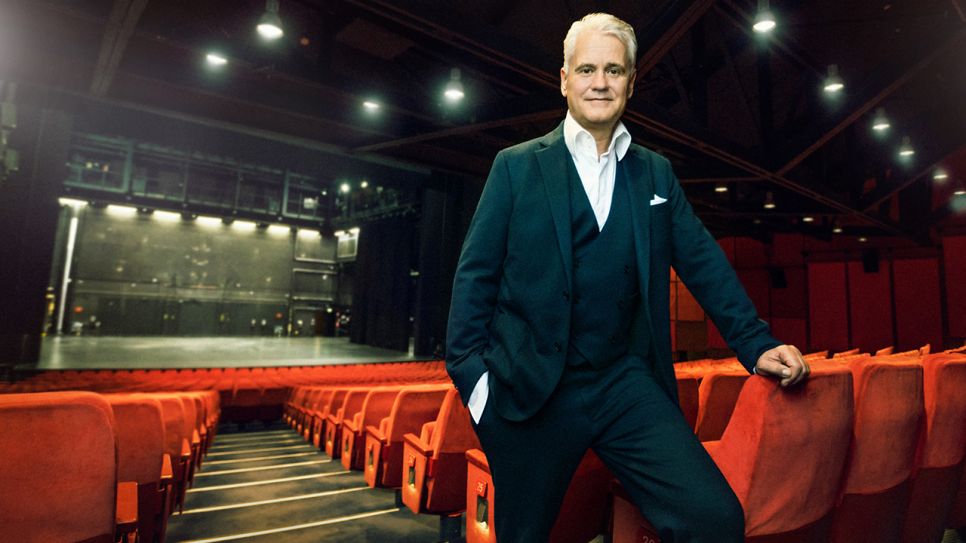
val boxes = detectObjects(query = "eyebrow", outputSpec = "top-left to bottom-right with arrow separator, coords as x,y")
574,62 -> 627,72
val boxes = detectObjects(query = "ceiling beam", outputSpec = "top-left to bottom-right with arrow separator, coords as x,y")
90,0 -> 149,96
344,0 -> 908,235
776,29 -> 966,176
634,0 -> 717,77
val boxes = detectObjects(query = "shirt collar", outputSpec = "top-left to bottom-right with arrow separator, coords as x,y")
563,111 -> 631,162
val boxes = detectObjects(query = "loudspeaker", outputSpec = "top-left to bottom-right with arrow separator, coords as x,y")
769,267 -> 787,288
862,249 -> 880,273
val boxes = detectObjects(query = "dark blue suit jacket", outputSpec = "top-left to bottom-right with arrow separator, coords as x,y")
446,123 -> 779,422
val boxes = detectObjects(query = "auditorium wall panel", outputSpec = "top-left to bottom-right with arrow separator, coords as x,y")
808,262 -> 849,352
770,318 -> 807,351
893,258 -> 943,351
847,260 -> 894,353
737,269 -> 770,319
770,267 -> 806,319
943,236 -> 966,337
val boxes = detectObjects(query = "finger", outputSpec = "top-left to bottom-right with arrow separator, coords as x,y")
779,350 -> 809,387
756,357 -> 791,379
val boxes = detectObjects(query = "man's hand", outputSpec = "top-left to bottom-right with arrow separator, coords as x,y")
755,344 -> 810,387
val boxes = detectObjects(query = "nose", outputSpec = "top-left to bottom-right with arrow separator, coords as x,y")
591,69 -> 608,89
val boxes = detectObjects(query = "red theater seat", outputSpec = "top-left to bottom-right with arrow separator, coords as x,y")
148,393 -> 192,514
0,391 -> 137,543
304,389 -> 334,441
464,448 -> 612,543
341,387 -> 403,470
613,365 -> 854,543
364,384 -> 450,489
828,355 -> 923,543
402,387 -> 481,516
325,388 -> 368,459
310,388 -> 343,449
900,353 -> 966,543
694,369 -> 748,442
106,394 -> 173,543
675,373 -> 699,430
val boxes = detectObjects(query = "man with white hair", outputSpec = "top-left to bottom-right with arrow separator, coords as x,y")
446,12 -> 809,542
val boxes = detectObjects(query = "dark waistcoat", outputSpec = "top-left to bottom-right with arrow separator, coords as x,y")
566,159 -> 643,368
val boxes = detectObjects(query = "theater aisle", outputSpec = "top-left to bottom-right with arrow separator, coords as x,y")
167,423 -> 439,543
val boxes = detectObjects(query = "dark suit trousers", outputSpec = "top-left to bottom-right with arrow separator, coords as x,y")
471,355 -> 744,543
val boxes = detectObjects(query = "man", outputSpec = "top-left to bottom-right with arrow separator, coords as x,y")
446,13 -> 809,543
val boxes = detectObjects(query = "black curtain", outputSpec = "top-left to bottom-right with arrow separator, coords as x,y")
349,216 -> 415,352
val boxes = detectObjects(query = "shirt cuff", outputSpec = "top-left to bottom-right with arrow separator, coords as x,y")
467,371 -> 489,424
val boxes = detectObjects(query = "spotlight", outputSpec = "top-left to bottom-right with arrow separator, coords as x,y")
858,236 -> 868,243
832,226 -> 843,234
753,0 -> 776,33
58,198 -> 88,208
802,216 -> 814,223
872,107 -> 890,132
763,191 -> 776,210
823,64 -> 844,93
362,100 -> 381,112
339,182 -> 351,194
205,52 -> 228,66
714,183 -> 728,193
898,136 -> 915,158
933,168 -> 949,182
360,180 -> 369,189
444,68 -> 465,102
257,0 -> 284,40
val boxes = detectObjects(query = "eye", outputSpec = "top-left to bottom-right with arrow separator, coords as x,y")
607,66 -> 625,76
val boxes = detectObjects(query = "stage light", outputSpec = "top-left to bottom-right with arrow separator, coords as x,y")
714,183 -> 728,193
339,182 -> 351,194
257,0 -> 284,40
823,64 -> 844,93
898,136 -> 915,158
444,68 -> 465,102
106,204 -> 137,217
153,210 -> 181,222
753,1 -> 776,33
58,198 -> 88,208
872,107 -> 890,132
196,216 -> 222,228
205,52 -> 228,67
232,220 -> 257,232
933,168 -> 948,181
362,100 -> 381,112
267,224 -> 291,236
763,191 -> 776,210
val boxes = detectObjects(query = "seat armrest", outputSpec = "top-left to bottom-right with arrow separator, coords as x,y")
160,453 -> 174,484
181,438 -> 192,461
419,421 -> 436,443
344,418 -> 359,433
366,424 -> 386,442
116,481 -> 139,535
404,432 -> 433,455
192,429 -> 201,446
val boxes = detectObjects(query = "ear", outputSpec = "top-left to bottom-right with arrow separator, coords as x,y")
560,67 -> 568,97
627,69 -> 636,99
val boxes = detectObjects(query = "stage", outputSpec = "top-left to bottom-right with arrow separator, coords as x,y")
32,336 -> 423,370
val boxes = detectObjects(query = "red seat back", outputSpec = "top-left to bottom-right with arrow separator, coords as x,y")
708,365 -> 854,537
0,392 -> 118,543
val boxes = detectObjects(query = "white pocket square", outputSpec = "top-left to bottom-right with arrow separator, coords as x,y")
649,195 -> 668,206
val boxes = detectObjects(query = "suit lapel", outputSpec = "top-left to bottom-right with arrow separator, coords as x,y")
624,148 -> 653,301
536,127 -> 574,289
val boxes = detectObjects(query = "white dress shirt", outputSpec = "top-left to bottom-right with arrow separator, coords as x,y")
466,114 -> 633,423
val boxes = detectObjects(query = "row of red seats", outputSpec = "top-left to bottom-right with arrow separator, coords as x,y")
0,389 -> 218,543
1,361 -> 447,424
283,381 -> 484,538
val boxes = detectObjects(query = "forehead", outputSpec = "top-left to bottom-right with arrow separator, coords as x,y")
571,31 -> 628,66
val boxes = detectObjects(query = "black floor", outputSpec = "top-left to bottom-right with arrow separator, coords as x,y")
166,422 -> 443,543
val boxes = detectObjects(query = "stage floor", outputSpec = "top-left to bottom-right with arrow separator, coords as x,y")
33,336 -> 422,370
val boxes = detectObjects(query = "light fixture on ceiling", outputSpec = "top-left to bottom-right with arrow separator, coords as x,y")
753,0 -> 776,33
205,52 -> 228,67
802,216 -> 814,223
360,180 -> 369,189
763,191 -> 776,209
257,0 -> 284,40
832,225 -> 843,234
362,100 -> 381,112
444,68 -> 465,102
858,236 -> 868,243
714,183 -> 728,193
339,182 -> 351,194
823,64 -> 844,93
898,136 -> 915,158
872,107 -> 890,132
933,168 -> 949,182
954,181 -> 966,196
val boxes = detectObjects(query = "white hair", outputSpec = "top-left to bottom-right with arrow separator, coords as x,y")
562,13 -> 637,72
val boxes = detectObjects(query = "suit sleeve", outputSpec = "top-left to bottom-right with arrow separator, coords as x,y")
663,160 -> 780,372
446,152 -> 512,405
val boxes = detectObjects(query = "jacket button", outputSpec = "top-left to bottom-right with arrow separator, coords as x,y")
553,342 -> 562,353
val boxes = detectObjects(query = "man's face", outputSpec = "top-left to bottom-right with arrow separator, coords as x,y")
560,31 -> 635,134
